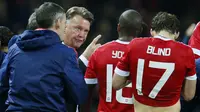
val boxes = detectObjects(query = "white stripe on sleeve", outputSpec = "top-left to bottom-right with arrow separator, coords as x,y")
114,67 -> 130,77
79,55 -> 89,67
192,48 -> 200,56
185,74 -> 197,80
84,78 -> 98,84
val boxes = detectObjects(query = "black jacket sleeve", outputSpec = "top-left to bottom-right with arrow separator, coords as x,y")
78,58 -> 87,74
66,57 -> 88,112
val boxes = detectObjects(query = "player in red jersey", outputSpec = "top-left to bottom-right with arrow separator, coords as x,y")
82,9 -> 143,112
188,22 -> 200,58
113,12 -> 197,112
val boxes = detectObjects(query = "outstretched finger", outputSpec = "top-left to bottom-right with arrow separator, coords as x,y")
91,34 -> 101,45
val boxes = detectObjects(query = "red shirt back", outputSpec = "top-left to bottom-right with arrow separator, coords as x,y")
115,36 -> 196,107
189,22 -> 200,58
85,40 -> 134,112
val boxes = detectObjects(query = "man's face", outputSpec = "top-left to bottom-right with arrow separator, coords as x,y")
64,15 -> 90,49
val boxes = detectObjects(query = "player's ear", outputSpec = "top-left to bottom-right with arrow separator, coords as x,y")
150,29 -> 156,36
174,32 -> 180,40
117,24 -> 120,32
55,18 -> 62,30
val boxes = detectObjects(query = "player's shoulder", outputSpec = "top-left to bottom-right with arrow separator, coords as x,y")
94,41 -> 112,52
99,41 -> 116,48
97,40 -> 127,51
129,37 -> 152,45
133,37 -> 152,41
169,41 -> 194,56
175,41 -> 193,50
194,22 -> 200,30
90,41 -> 114,56
191,22 -> 200,38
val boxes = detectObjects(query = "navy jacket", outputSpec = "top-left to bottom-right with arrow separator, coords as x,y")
0,30 -> 88,112
7,32 -> 88,112
8,35 -> 18,49
0,51 -> 6,66
0,51 -> 7,112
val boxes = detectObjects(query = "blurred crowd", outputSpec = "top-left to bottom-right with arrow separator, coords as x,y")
0,0 -> 200,53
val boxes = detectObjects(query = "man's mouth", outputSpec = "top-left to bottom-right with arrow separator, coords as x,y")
75,38 -> 84,43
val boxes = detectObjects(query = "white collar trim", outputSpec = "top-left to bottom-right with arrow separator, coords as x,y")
154,35 -> 172,41
115,40 -> 130,44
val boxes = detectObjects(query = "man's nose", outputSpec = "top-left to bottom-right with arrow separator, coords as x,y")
78,31 -> 85,37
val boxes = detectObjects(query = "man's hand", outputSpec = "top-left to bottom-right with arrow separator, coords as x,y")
82,35 -> 102,60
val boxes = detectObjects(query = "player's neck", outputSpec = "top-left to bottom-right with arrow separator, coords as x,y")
156,30 -> 176,40
118,36 -> 133,42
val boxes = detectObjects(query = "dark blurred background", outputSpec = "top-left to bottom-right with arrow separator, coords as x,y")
0,0 -> 199,111
0,0 -> 199,50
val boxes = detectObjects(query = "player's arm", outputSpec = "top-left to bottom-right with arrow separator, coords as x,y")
113,68 -> 130,90
182,78 -> 196,101
182,48 -> 197,101
113,46 -> 131,90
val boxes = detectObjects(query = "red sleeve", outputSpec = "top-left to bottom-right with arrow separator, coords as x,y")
189,22 -> 200,58
84,52 -> 98,84
114,42 -> 131,77
185,47 -> 197,80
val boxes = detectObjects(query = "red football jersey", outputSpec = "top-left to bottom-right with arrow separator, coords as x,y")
115,36 -> 196,107
85,40 -> 134,112
189,22 -> 200,59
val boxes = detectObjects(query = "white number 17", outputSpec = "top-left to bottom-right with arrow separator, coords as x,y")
136,59 -> 175,99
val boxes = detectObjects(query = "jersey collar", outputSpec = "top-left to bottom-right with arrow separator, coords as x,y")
154,35 -> 173,41
115,40 -> 130,44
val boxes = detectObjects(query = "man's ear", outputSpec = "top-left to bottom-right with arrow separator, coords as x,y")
117,24 -> 120,32
150,29 -> 156,36
55,18 -> 61,29
174,32 -> 180,40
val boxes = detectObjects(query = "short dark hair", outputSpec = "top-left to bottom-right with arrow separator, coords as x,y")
119,9 -> 143,37
35,2 -> 65,28
151,12 -> 180,34
66,6 -> 94,24
0,26 -> 14,47
27,12 -> 39,30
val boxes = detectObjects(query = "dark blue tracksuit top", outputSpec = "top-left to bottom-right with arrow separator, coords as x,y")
0,30 -> 88,112
0,51 -> 7,112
